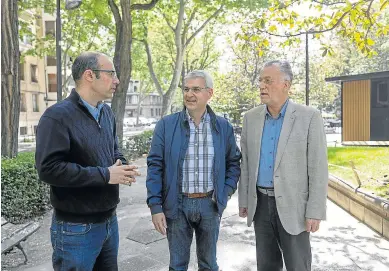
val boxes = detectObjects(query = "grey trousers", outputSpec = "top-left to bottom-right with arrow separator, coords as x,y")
253,190 -> 312,271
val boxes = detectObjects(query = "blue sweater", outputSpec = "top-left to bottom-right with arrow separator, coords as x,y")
35,89 -> 127,223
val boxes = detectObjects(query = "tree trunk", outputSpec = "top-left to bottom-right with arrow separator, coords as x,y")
109,0 -> 132,142
161,47 -> 185,116
1,0 -> 20,158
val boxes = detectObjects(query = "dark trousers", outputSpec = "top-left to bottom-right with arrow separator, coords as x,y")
253,191 -> 311,271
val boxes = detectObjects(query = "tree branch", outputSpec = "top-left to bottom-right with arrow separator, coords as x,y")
257,5 -> 355,38
311,0 -> 346,5
160,11 -> 175,32
141,39 -> 164,97
131,0 -> 160,10
183,7 -> 198,38
185,5 -> 224,47
108,0 -> 121,26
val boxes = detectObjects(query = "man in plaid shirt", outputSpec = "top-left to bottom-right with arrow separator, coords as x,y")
146,70 -> 241,271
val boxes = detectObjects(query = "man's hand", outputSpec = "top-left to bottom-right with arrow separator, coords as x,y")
239,207 -> 248,218
305,218 -> 321,233
152,213 -> 167,235
108,159 -> 141,185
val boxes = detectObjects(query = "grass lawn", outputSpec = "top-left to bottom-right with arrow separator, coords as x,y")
327,147 -> 389,200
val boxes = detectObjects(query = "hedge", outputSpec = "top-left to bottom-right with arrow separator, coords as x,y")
120,129 -> 154,161
1,130 -> 154,223
1,152 -> 51,224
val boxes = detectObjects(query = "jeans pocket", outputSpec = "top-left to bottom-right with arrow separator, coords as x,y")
62,222 -> 92,236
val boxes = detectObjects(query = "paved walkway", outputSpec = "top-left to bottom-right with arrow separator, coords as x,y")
2,157 -> 389,271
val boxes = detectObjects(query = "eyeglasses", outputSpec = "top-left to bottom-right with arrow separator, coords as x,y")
92,69 -> 117,78
259,78 -> 276,85
182,86 -> 208,93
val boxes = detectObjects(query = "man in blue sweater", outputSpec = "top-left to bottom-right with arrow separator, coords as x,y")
35,52 -> 140,271
146,70 -> 241,271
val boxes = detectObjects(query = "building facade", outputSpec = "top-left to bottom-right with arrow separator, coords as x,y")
19,9 -> 47,137
18,9 -> 73,138
125,80 -> 163,118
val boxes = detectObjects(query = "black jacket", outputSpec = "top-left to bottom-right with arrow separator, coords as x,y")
35,89 -> 127,223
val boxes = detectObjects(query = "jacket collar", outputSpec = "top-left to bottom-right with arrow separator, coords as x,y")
180,104 -> 219,132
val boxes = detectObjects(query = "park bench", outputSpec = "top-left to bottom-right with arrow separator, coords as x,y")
1,216 -> 40,266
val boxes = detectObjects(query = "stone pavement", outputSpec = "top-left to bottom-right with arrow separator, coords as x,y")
2,157 -> 389,271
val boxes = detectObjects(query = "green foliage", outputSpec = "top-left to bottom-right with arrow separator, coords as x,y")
120,130 -> 154,160
238,0 -> 389,57
327,147 -> 389,199
1,153 -> 51,224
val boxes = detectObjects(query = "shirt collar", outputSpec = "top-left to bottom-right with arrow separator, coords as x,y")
186,108 -> 209,123
266,98 -> 289,119
80,98 -> 104,111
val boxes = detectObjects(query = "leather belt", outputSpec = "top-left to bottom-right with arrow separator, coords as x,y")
257,187 -> 275,197
182,190 -> 213,198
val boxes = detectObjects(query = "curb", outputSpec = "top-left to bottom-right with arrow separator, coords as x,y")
328,174 -> 389,239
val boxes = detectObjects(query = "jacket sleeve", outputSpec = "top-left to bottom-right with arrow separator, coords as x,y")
146,119 -> 165,215
238,114 -> 249,208
306,110 -> 329,220
224,122 -> 242,199
35,116 -> 110,187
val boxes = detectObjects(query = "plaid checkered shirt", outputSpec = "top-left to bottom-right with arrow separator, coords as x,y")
182,110 -> 214,193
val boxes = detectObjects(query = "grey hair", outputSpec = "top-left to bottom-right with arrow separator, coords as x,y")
263,60 -> 293,83
72,52 -> 105,83
184,70 -> 213,89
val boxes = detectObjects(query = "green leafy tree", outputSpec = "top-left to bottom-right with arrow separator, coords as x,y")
239,0 -> 389,57
138,0 -> 268,117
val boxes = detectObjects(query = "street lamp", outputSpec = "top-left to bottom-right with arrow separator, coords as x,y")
56,0 -> 82,102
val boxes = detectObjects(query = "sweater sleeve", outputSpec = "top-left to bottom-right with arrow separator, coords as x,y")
35,116 -> 110,187
113,116 -> 128,165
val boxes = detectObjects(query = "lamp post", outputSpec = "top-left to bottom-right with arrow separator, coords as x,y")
56,0 -> 82,102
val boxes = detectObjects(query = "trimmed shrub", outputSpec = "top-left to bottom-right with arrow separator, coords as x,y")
1,152 -> 51,223
120,130 -> 154,161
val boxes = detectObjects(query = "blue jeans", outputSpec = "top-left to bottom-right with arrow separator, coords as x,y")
166,195 -> 220,271
50,213 -> 119,271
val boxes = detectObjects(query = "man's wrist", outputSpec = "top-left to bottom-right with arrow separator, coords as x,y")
149,204 -> 163,215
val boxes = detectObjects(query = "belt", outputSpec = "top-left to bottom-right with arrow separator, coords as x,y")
182,190 -> 213,198
257,187 -> 275,197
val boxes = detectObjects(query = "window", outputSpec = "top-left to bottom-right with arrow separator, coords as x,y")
32,94 -> 39,112
377,81 -> 389,106
45,21 -> 55,38
31,64 -> 38,83
20,127 -> 27,136
48,74 -> 57,92
34,125 -> 38,135
151,108 -> 154,116
47,56 -> 56,66
131,95 -> 139,104
134,86 -> 138,93
20,93 -> 27,112
19,63 -> 25,81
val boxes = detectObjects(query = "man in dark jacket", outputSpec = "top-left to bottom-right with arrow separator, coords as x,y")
146,70 -> 241,271
35,52 -> 140,271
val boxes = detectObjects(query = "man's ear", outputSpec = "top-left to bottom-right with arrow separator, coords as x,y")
83,69 -> 94,83
284,80 -> 291,91
208,88 -> 214,97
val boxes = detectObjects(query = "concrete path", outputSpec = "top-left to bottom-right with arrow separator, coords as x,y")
2,157 -> 389,271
